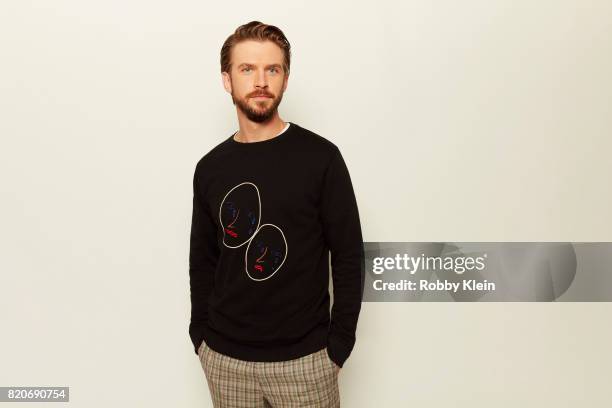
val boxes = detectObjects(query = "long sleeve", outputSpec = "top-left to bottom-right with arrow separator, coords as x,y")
319,147 -> 365,368
188,163 -> 220,355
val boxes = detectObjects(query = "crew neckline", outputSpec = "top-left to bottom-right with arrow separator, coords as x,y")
228,122 -> 295,147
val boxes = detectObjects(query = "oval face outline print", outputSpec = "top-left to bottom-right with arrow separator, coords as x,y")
219,182 -> 261,248
245,223 -> 288,281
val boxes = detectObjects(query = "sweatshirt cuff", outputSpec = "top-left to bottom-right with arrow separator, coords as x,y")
189,322 -> 207,356
326,332 -> 355,368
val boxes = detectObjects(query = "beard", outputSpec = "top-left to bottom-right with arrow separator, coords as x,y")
231,85 -> 284,123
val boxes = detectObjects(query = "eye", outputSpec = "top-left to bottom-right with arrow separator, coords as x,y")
242,67 -> 251,72
225,201 -> 237,215
248,212 -> 258,227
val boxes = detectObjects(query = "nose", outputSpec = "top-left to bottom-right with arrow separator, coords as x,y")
254,68 -> 268,89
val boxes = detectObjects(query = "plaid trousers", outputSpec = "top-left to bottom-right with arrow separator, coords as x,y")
198,340 -> 341,407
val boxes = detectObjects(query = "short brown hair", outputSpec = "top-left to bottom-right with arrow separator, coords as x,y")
220,21 -> 291,76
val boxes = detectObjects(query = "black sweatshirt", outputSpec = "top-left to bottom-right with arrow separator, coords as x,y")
188,121 -> 364,368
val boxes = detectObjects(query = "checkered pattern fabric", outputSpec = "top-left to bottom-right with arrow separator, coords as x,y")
198,341 -> 341,407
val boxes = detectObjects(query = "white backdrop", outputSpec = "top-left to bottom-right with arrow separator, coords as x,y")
1,1 -> 611,406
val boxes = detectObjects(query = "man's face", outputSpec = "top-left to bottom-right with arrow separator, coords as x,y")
223,40 -> 288,123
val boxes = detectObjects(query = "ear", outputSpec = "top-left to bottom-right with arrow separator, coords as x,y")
282,74 -> 289,92
222,72 -> 232,94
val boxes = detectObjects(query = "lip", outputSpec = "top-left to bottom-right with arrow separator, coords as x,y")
252,95 -> 272,99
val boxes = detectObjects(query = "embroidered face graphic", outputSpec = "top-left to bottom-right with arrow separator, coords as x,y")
219,182 -> 261,248
245,224 -> 288,281
219,181 -> 288,281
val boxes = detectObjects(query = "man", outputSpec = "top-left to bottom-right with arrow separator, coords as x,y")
189,20 -> 365,407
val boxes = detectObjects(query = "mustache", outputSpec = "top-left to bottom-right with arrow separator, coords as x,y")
249,91 -> 274,98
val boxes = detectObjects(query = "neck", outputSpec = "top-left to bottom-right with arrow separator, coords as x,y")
234,115 -> 286,143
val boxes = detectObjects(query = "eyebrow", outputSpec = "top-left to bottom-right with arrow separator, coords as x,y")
237,63 -> 283,70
